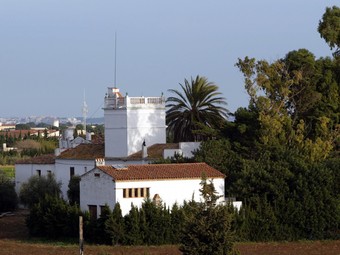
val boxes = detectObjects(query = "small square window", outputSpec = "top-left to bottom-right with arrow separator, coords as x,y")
94,173 -> 100,177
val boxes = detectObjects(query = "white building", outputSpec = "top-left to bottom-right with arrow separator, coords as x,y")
80,162 -> 225,217
15,87 -> 212,205
15,154 -> 56,194
104,87 -> 166,158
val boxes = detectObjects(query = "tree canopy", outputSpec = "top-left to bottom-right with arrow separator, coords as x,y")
166,75 -> 228,142
19,174 -> 62,208
318,6 -> 340,55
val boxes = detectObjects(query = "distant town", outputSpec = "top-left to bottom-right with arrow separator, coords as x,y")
0,116 -> 104,126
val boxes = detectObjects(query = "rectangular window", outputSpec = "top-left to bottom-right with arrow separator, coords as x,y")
123,187 -> 150,198
70,167 -> 75,178
94,173 -> 100,177
88,205 -> 97,220
36,170 -> 41,177
47,170 -> 52,176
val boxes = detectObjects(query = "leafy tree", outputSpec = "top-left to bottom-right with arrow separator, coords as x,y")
0,169 -> 18,212
236,56 -> 338,162
19,174 -> 62,208
318,6 -> 340,56
180,176 -> 238,255
26,195 -> 80,238
166,75 -> 228,142
67,175 -> 80,205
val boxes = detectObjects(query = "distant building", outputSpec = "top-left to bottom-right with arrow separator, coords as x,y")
0,123 -> 15,131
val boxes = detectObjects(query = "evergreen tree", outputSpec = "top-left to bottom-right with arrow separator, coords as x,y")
67,175 -> 80,205
105,203 -> 125,245
124,205 -> 142,245
180,176 -> 238,255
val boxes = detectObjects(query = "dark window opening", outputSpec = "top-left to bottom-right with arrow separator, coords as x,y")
88,205 -> 97,220
70,167 -> 75,178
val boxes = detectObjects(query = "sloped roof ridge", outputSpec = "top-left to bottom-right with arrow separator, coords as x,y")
97,162 -> 225,181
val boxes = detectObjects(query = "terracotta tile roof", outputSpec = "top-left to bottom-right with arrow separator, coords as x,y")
57,143 -> 105,160
127,143 -> 179,159
97,162 -> 225,181
0,130 -> 38,138
15,154 -> 55,164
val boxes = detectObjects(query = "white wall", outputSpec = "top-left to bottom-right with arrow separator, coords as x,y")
104,110 -> 128,158
80,168 -> 116,217
127,108 -> 166,156
179,142 -> 201,158
163,142 -> 201,159
104,95 -> 166,159
80,169 -> 225,216
116,178 -> 225,215
15,163 -> 55,194
54,159 -> 95,199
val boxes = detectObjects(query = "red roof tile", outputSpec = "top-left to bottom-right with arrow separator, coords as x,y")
97,163 -> 225,181
57,143 -> 105,160
15,154 -> 55,164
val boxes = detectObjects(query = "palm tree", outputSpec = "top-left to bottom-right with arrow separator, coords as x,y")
166,76 -> 228,142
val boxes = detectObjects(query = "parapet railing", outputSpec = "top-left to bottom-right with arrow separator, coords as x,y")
105,96 -> 165,109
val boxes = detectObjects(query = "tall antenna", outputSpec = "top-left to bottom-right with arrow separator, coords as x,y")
82,90 -> 88,134
114,32 -> 117,88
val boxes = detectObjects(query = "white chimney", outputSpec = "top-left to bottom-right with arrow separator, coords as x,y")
95,158 -> 105,167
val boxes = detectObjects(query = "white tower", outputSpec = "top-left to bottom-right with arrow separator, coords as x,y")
103,87 -> 166,158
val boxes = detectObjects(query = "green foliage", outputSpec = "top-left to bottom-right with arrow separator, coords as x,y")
67,175 -> 80,205
26,195 -> 81,238
19,174 -> 62,208
15,123 -> 31,130
318,6 -> 340,52
105,203 -> 125,245
166,75 -> 228,142
180,177 -> 238,255
0,169 -> 18,212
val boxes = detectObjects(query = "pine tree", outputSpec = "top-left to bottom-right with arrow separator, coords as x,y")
179,176 -> 239,255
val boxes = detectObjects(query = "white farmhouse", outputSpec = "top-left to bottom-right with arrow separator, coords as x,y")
15,154 -> 56,194
80,162 -> 225,217
15,87 -> 205,202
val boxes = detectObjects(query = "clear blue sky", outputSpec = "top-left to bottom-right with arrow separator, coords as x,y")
0,0 -> 338,118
